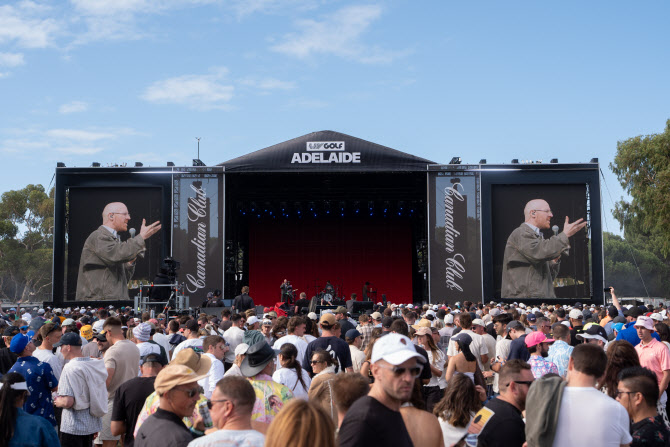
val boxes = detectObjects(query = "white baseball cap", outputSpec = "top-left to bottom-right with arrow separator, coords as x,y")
445,314 -> 454,324
246,316 -> 259,326
371,333 -> 426,366
650,313 -> 664,322
569,309 -> 583,320
472,318 -> 485,327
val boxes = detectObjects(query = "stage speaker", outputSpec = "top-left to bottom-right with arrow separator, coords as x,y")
351,301 -> 374,315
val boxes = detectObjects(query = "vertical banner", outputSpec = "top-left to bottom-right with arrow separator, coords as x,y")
428,166 -> 482,303
173,168 -> 223,304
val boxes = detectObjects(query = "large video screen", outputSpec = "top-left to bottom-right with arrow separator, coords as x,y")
491,184 -> 591,300
65,187 -> 163,301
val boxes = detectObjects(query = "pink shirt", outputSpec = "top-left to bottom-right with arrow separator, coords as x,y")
635,338 -> 670,385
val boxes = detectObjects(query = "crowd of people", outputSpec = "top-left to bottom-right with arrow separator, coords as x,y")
0,287 -> 669,446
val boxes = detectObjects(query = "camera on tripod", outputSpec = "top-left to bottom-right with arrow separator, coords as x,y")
163,257 -> 180,281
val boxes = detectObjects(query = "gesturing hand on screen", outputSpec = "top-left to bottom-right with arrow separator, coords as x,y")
563,216 -> 587,237
140,219 -> 162,239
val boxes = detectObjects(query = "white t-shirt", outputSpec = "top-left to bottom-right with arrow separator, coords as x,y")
493,338 -> 512,393
272,367 -> 311,399
198,353 -> 225,399
552,387 -> 632,447
423,348 -> 446,388
273,335 -> 309,365
187,428 -> 265,447
33,348 -> 63,380
172,338 -> 203,358
223,326 -> 245,364
438,414 -> 472,447
447,329 -> 489,370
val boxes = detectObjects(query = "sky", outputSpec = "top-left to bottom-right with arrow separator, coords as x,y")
1,0 -> 669,237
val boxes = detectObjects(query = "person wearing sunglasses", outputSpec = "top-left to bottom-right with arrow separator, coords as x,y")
189,376 -> 265,447
338,333 -> 425,447
135,363 -> 209,447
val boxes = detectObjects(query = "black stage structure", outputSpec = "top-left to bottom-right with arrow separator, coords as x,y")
51,131 -> 605,308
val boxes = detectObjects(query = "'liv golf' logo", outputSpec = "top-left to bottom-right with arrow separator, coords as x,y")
291,141 -> 361,164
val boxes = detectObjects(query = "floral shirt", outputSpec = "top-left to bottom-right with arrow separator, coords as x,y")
8,356 -> 58,426
528,355 -> 559,379
547,340 -> 573,378
248,373 -> 294,423
134,390 -> 208,438
631,415 -> 669,447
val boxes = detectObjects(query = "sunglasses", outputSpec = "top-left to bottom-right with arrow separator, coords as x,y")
310,360 -> 324,365
207,399 -> 230,410
175,387 -> 200,398
512,380 -> 534,386
615,390 -> 637,397
376,363 -> 423,378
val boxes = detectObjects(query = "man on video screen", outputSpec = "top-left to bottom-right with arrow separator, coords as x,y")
501,199 -> 586,299
75,202 -> 161,301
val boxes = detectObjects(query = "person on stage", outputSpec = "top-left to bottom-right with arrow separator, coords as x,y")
280,279 -> 294,305
362,282 -> 370,301
501,199 -> 586,299
76,202 -> 161,301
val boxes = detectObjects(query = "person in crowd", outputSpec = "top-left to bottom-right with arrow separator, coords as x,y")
134,349 -> 210,438
356,313 -> 374,351
335,307 -> 355,340
76,202 -> 161,301
33,322 -> 63,380
602,340 -> 641,398
477,359 -> 532,447
303,313 -> 352,375
0,372 -> 60,447
243,316 -> 264,346
261,319 -> 274,345
546,323 -> 573,378
568,308 -> 585,346
446,312 -> 488,371
99,316 -> 140,447
135,364 -> 208,447
199,335 -> 228,399
83,329 -> 109,359
224,343 -> 249,378
241,341 -> 294,424
172,320 -> 204,357
232,286 -> 255,313
507,320 -> 530,361
330,372 -> 369,429
167,319 -> 186,357
133,322 -> 168,366
490,313 -> 513,394
618,306 -> 661,346
272,343 -> 311,400
434,372 -> 484,447
307,349 -> 338,422
444,332 -> 478,384
400,381 -> 445,447
0,326 -> 19,375
577,324 -> 609,350
223,314 -> 245,371
390,319 -> 433,386
265,399 -> 335,447
633,315 -> 670,428
550,343 -> 632,446
8,333 -> 58,426
472,318 -> 496,396
338,333 -> 425,447
272,316 -> 309,365
415,326 -> 446,411
616,366 -> 670,446
54,332 -> 108,447
111,353 -> 165,447
525,331 -> 558,378
345,329 -> 366,373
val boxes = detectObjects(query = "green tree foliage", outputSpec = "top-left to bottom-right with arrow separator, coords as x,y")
603,232 -> 670,298
611,119 -> 670,258
0,184 -> 54,302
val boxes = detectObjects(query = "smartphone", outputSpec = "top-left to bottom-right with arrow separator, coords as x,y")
603,287 -> 611,292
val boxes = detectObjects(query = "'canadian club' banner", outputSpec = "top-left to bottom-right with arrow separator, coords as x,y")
172,169 -> 223,304
428,167 -> 482,303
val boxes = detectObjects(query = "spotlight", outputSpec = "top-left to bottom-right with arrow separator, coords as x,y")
450,157 -> 462,165
353,201 -> 361,215
250,202 -> 258,213
368,201 -> 374,217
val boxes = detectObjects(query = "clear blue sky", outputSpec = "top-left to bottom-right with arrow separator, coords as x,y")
2,0 -> 669,236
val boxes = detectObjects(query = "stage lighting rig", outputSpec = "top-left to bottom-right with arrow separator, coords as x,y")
590,158 -> 599,163
192,159 -> 206,166
91,162 -> 101,167
511,159 -> 519,164
479,159 -> 487,164
449,157 -> 462,164
550,158 -> 558,163
57,162 -> 66,167
135,162 -> 143,167
167,161 -> 175,166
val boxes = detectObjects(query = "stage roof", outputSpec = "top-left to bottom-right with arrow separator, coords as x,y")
220,130 -> 435,173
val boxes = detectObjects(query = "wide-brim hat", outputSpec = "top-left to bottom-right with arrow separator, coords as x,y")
171,348 -> 212,375
154,364 -> 209,395
240,341 -> 278,377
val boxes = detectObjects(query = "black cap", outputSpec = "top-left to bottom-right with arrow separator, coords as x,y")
3,326 -> 20,337
625,307 -> 643,318
574,302 -> 583,310
54,332 -> 82,347
382,316 -> 394,329
94,330 -> 108,342
141,353 -> 167,366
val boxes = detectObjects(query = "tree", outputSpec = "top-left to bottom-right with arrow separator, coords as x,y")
611,119 -> 670,259
0,184 -> 54,302
603,232 -> 670,298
